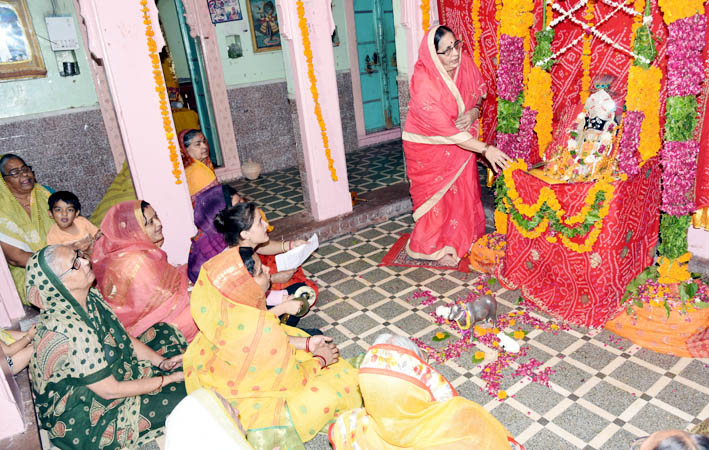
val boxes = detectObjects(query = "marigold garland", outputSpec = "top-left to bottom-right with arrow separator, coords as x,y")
472,0 -> 482,67
626,66 -> 662,161
497,159 -> 616,253
500,0 -> 535,38
296,0 -> 337,182
658,0 -> 704,25
524,67 -> 553,157
495,0 -> 503,59
580,0 -> 595,104
421,0 -> 431,32
523,34 -> 531,88
141,0 -> 182,184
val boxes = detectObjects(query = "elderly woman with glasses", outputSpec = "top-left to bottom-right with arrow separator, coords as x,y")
26,244 -> 188,449
0,154 -> 55,303
402,26 -> 511,267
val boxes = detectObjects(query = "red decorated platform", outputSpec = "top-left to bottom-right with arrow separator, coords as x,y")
498,159 -> 660,327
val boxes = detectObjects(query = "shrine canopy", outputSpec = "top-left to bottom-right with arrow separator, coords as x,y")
438,0 -> 670,143
439,0 -> 709,211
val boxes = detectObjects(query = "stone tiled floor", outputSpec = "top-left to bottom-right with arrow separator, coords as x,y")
232,140 -> 406,220
295,214 -> 709,450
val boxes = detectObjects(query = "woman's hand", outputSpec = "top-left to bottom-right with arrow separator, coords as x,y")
270,269 -> 296,284
311,336 -> 339,367
271,297 -> 302,316
455,108 -> 479,132
482,145 -> 512,172
289,239 -> 307,249
157,354 -> 183,371
166,371 -> 185,384
308,335 -> 334,353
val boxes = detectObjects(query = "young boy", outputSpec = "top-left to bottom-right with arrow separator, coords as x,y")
46,191 -> 101,253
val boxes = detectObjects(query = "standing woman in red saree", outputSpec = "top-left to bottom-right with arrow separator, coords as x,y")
402,26 -> 510,266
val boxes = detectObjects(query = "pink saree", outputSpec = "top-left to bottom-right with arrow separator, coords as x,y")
402,26 -> 487,261
92,201 -> 198,341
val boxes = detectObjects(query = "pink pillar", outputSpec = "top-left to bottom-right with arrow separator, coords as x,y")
401,0 -> 439,81
182,0 -> 242,181
0,349 -> 25,439
0,252 -> 23,328
77,0 -> 194,263
72,0 -> 127,171
276,0 -> 352,221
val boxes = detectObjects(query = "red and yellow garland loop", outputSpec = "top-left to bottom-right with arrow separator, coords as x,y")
141,0 -> 182,184
502,159 -> 617,252
296,0 -> 337,182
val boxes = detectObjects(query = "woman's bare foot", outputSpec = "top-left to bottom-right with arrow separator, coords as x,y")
438,254 -> 459,266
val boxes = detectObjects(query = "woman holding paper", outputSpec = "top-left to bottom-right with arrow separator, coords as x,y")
213,201 -> 319,305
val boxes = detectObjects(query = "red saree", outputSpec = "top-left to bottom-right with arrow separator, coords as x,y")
92,201 -> 198,341
402,26 -> 487,261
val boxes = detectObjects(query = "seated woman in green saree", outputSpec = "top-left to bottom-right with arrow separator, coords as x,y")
26,245 -> 187,450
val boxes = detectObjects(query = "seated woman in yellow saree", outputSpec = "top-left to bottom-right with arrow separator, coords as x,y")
330,334 -> 524,450
184,246 -> 361,449
179,129 -> 219,203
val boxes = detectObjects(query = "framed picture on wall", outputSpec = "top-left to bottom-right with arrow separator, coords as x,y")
0,0 -> 46,80
246,0 -> 281,53
208,0 -> 243,24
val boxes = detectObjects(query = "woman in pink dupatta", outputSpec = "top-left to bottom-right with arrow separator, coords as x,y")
402,26 -> 510,266
92,200 -> 198,341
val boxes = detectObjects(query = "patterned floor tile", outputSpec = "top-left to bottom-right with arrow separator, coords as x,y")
278,214 -> 709,450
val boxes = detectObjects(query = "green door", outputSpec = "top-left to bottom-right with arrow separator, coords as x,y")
174,0 -> 223,166
354,0 -> 400,133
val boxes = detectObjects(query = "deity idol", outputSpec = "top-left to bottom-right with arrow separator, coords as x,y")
544,90 -> 620,182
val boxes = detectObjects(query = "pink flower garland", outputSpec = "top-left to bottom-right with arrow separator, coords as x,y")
497,35 -> 525,102
667,15 -> 707,97
661,140 -> 700,215
617,111 -> 644,176
661,14 -> 706,215
497,107 -> 538,162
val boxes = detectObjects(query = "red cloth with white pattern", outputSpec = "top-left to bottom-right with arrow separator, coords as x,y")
437,0 -> 674,326
498,160 -> 661,327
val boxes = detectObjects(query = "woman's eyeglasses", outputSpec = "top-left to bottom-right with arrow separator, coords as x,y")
437,40 -> 462,56
57,250 -> 83,279
3,165 -> 32,178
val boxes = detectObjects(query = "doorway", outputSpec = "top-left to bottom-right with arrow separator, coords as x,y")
156,0 -> 223,166
353,0 -> 400,134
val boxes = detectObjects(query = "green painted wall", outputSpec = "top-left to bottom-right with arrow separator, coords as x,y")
0,0 -> 98,120
158,0 -> 190,80
215,0 -> 351,87
392,0 -> 409,77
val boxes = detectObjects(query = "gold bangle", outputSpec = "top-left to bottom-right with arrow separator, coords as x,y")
281,239 -> 287,253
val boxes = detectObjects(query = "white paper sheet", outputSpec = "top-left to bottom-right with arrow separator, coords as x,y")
275,234 -> 319,272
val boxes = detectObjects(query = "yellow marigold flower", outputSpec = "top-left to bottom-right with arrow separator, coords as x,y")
474,351 -> 485,360
474,326 -> 487,336
551,324 -> 559,330
509,319 -> 516,326
435,332 -> 446,340
498,390 -> 508,400
513,330 -> 525,339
